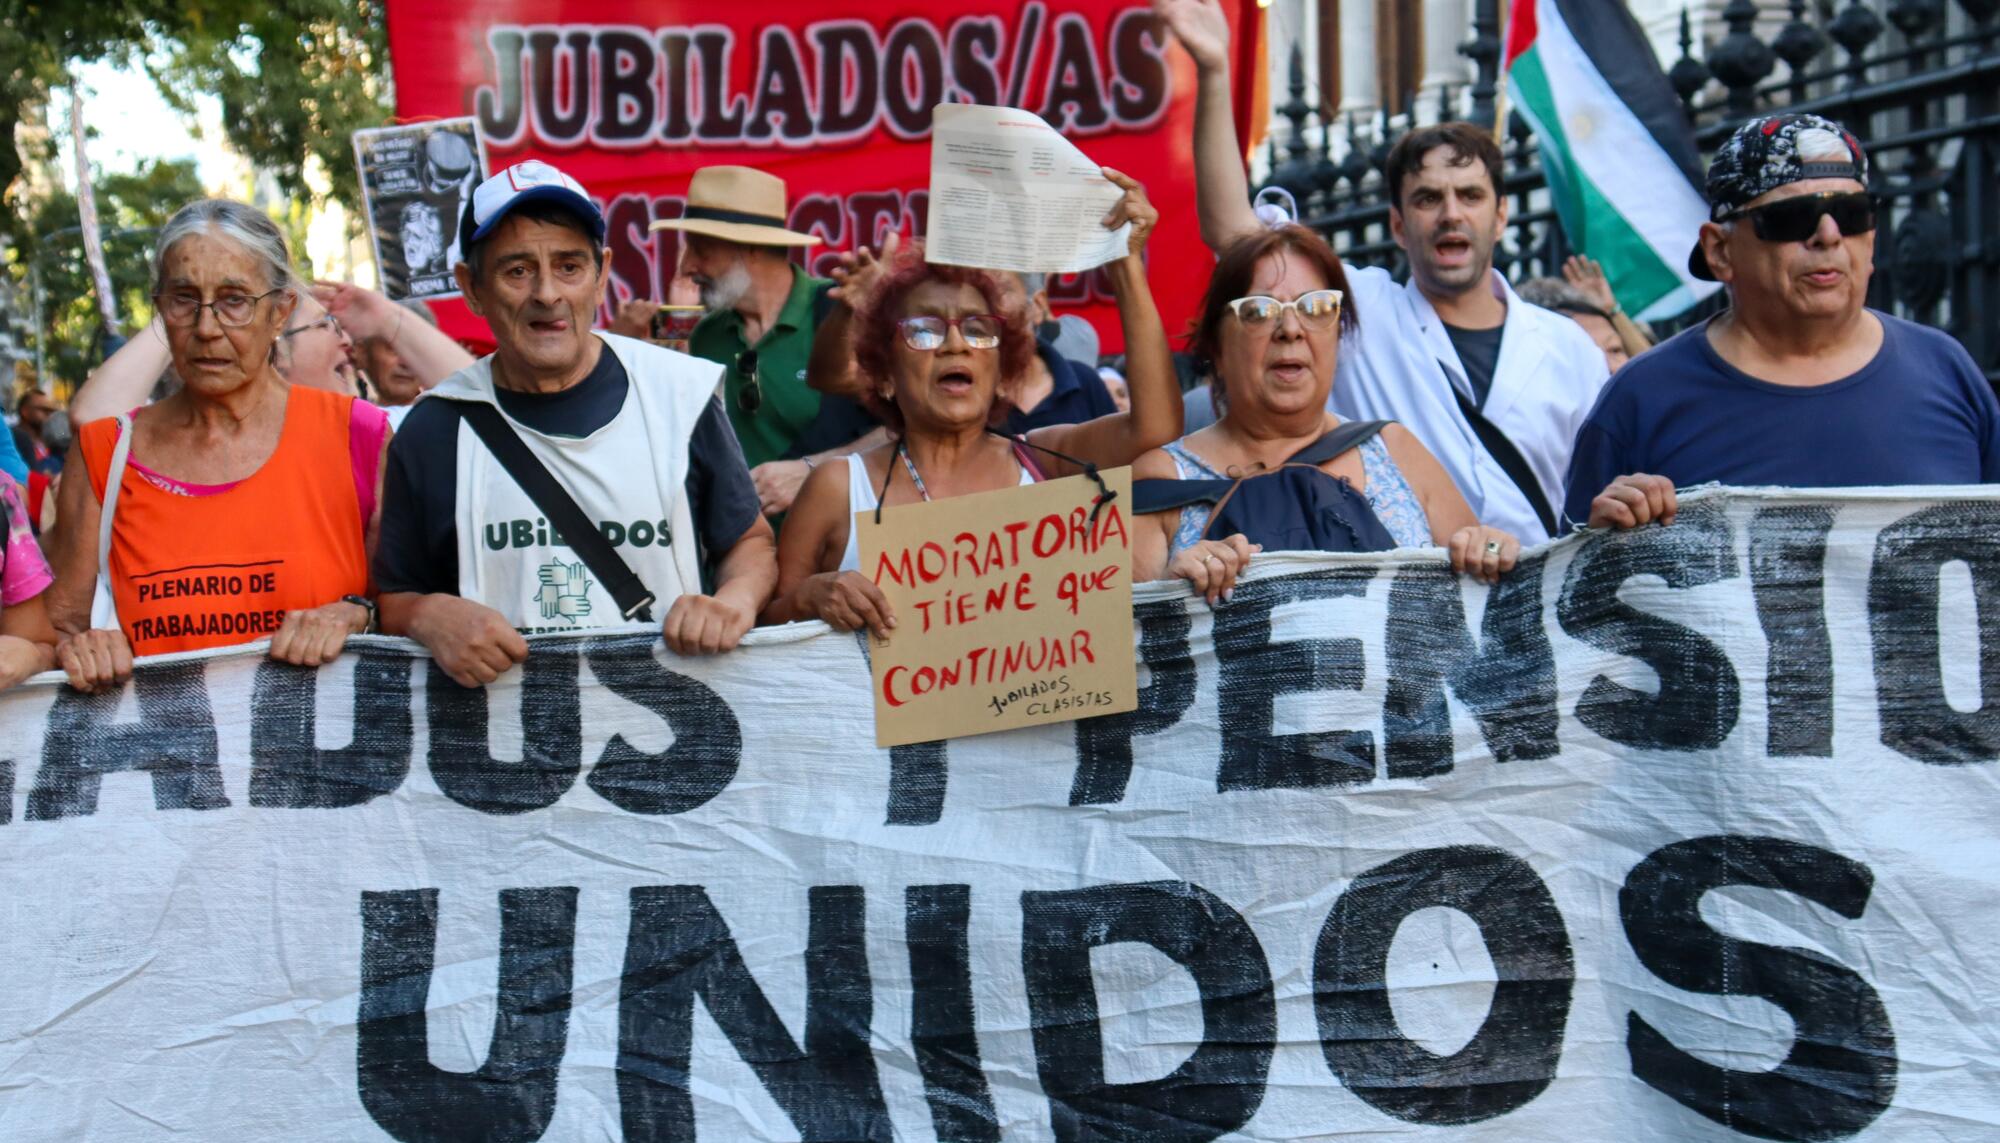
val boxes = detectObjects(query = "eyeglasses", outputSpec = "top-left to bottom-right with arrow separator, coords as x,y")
152,288 -> 286,328
896,314 -> 1002,351
1722,191 -> 1876,244
1224,289 -> 1344,329
735,350 -> 761,414
281,312 -> 341,341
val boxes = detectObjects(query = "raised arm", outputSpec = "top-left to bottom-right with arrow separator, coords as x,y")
806,234 -> 898,399
314,281 -> 475,386
1030,171 -> 1181,470
69,318 -> 171,425
1155,0 -> 1262,253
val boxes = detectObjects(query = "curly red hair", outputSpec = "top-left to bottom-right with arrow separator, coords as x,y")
851,244 -> 1037,433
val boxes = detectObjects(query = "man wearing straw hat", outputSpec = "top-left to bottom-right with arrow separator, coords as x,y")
655,167 -> 868,515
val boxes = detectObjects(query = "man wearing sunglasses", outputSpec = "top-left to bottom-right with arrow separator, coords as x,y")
1566,114 -> 2000,531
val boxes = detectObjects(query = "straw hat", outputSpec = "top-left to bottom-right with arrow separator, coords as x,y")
649,166 -> 822,247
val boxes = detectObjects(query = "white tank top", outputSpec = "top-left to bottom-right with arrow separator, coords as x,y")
836,452 -> 1036,573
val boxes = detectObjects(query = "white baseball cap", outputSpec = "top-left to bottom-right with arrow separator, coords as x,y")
457,159 -> 606,252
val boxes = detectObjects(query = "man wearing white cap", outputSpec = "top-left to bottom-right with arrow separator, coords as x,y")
375,160 -> 775,685
654,166 -> 879,516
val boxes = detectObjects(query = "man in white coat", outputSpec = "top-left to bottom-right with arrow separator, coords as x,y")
1157,0 -> 1610,545
374,160 -> 777,687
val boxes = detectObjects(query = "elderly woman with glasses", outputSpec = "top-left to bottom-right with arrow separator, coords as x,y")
1131,226 -> 1520,603
48,199 -> 391,690
761,171 -> 1181,637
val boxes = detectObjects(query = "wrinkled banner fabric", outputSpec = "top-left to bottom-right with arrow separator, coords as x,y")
3,487 -> 1997,1141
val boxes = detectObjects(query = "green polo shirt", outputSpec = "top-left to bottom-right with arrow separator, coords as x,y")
686,267 -> 829,469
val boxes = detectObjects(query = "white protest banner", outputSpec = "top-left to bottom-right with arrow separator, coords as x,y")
856,468 -> 1136,746
353,118 -> 487,301
2,487 -> 1998,1141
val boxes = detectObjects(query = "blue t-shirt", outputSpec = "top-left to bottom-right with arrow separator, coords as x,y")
1004,339 -> 1117,435
1562,312 -> 2000,526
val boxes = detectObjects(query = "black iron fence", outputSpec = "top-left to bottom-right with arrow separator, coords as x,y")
1258,0 -> 2000,380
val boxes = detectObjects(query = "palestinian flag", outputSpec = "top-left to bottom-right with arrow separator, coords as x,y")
1505,0 -> 1720,319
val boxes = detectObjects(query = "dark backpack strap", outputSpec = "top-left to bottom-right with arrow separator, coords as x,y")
1132,476 -> 1236,515
458,401 -> 658,623
1287,419 -> 1391,468
1446,380 -> 1558,538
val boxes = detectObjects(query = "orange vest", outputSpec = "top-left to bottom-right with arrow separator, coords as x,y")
79,386 -> 369,658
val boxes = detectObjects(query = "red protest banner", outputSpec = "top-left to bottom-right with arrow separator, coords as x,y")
383,0 -> 1264,354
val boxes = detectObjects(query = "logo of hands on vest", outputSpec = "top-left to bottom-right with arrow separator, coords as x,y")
536,559 -> 594,624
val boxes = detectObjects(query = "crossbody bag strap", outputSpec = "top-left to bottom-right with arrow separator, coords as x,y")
1286,418 -> 1391,468
458,401 -> 658,623
1446,377 -> 1558,538
92,413 -> 135,630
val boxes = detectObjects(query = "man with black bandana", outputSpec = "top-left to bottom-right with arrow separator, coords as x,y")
1568,114 -> 2000,531
374,160 -> 775,686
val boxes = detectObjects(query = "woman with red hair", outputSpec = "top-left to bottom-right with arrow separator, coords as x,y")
761,171 -> 1181,637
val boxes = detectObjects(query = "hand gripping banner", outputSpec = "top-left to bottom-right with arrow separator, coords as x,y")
2,487 -> 1997,1141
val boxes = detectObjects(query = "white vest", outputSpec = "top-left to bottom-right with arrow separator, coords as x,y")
431,333 -> 722,631
1329,267 -> 1611,544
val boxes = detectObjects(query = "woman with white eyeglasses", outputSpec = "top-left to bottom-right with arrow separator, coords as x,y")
47,199 -> 390,691
1131,226 -> 1520,604
761,171 -> 1182,638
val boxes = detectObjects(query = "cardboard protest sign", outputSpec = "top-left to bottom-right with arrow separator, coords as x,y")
4,487 -> 2000,1140
352,118 -> 488,301
855,467 -> 1136,746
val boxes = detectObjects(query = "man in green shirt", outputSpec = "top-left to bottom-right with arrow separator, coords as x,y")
654,166 -> 848,505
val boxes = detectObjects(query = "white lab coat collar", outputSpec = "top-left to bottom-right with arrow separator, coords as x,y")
1405,269 -> 1550,429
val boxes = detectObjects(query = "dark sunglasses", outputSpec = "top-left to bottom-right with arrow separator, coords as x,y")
1723,191 -> 1876,244
735,350 -> 761,414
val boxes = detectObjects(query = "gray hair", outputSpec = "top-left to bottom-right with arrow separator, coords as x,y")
1017,272 -> 1047,297
152,199 -> 299,297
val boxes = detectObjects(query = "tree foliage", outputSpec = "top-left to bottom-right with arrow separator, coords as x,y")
9,158 -> 207,388
153,0 -> 392,215
0,1 -> 391,381
0,1 -> 392,235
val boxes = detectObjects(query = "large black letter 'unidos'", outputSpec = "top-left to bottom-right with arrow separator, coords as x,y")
357,887 -> 579,1143
617,885 -> 890,1141
1315,846 -> 1573,1125
1621,835 -> 1895,1141
1021,881 -> 1276,1142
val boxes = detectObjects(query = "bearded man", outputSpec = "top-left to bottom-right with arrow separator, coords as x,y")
653,167 -> 837,472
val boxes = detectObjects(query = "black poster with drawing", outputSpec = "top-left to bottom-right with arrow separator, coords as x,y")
353,118 -> 488,301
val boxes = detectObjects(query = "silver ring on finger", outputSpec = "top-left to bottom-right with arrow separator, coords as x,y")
1485,539 -> 1502,555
